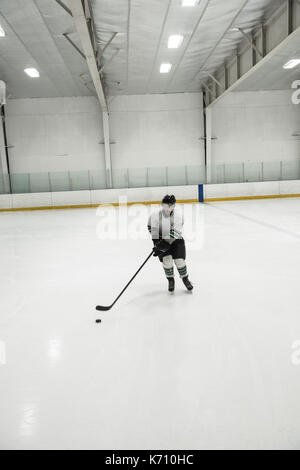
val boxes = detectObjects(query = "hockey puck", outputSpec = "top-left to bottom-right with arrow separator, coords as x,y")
95,319 -> 101,323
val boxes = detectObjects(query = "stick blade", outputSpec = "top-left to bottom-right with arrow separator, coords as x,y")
96,305 -> 111,311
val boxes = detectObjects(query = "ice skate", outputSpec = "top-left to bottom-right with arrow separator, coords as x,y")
167,277 -> 175,293
182,276 -> 193,291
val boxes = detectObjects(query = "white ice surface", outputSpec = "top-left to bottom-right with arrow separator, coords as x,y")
0,199 -> 300,450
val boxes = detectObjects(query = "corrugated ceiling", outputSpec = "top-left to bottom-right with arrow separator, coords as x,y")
0,0 -> 293,98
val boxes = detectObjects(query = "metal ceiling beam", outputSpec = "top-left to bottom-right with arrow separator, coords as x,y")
200,81 -> 213,96
236,51 -> 241,80
238,27 -> 263,59
204,25 -> 300,109
79,73 -> 95,94
224,64 -> 229,89
206,73 -> 223,89
97,32 -> 118,60
186,0 -> 250,92
98,49 -> 120,73
261,24 -> 267,57
63,33 -> 86,60
55,0 -> 73,17
287,0 -> 293,34
202,1 -> 299,106
70,0 -> 112,188
70,0 -> 108,112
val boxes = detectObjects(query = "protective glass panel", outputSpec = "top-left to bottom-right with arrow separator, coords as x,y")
224,163 -> 243,183
29,173 -> 51,193
211,165 -> 225,184
0,173 -> 10,194
49,172 -> 70,192
147,167 -> 167,187
89,170 -> 107,190
244,162 -> 262,182
167,166 -> 186,186
262,161 -> 281,181
11,174 -> 30,193
112,168 -> 128,189
281,160 -> 300,181
186,165 -> 206,185
128,168 -> 147,188
69,171 -> 90,191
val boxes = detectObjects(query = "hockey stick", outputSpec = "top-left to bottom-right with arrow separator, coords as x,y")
95,251 -> 154,311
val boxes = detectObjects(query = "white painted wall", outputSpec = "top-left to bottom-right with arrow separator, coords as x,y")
211,90 -> 300,164
4,93 -> 205,176
5,97 -> 105,173
109,93 -> 205,169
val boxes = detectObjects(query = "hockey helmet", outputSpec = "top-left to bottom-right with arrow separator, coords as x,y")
162,194 -> 176,206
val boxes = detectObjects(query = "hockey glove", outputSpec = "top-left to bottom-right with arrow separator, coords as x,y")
153,239 -> 170,257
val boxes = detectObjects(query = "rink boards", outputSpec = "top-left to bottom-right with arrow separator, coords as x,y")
1,179 -> 300,211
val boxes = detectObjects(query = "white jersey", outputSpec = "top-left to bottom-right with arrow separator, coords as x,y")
148,207 -> 184,244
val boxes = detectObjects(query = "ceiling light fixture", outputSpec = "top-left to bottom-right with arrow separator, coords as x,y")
182,0 -> 199,6
24,68 -> 40,78
283,59 -> 300,69
0,25 -> 5,37
168,35 -> 184,49
160,63 -> 172,73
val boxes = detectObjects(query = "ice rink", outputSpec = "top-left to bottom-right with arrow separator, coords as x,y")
1,198 -> 300,450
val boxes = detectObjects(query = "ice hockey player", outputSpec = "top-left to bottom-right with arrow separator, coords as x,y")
148,194 -> 193,293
